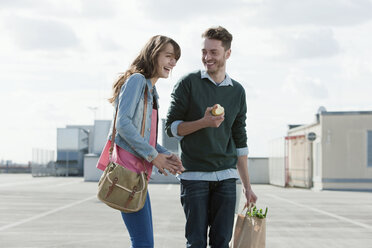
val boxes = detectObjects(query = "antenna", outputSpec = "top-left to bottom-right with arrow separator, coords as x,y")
88,106 -> 98,121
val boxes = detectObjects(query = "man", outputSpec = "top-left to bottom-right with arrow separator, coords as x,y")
165,26 -> 257,248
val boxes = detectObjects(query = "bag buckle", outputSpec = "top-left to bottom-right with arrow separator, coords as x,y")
124,186 -> 138,208
105,177 -> 118,199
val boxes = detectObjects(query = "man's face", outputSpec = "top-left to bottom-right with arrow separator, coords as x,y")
202,38 -> 231,74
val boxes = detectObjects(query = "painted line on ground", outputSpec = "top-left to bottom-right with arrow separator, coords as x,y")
48,180 -> 82,188
0,179 -> 58,188
0,179 -> 82,188
266,193 -> 372,231
0,195 -> 96,232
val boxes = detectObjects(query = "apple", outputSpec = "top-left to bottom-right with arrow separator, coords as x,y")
211,104 -> 224,116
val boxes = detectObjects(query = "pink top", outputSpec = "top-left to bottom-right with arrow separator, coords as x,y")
97,109 -> 158,180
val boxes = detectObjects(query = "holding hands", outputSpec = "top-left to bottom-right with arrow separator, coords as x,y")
152,153 -> 184,176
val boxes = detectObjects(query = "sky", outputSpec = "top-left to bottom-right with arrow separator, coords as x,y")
1,0 -> 372,163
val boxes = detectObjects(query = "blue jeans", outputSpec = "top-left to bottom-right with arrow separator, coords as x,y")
121,192 -> 153,248
180,179 -> 237,248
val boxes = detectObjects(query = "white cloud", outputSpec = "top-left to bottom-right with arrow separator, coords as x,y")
282,68 -> 329,99
0,0 -> 51,9
278,28 -> 340,59
0,0 -> 119,19
6,16 -> 79,50
79,0 -> 118,18
136,0 -> 247,20
97,35 -> 123,51
245,0 -> 372,27
1,0 -> 372,163
336,23 -> 372,82
341,56 -> 372,81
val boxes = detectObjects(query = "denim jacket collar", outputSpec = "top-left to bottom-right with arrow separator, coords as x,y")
146,79 -> 159,108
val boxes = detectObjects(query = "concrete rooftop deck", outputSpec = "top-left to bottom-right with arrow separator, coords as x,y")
0,174 -> 372,248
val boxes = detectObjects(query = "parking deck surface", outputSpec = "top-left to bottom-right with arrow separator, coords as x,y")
0,174 -> 371,248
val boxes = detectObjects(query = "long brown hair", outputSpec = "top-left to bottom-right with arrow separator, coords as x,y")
108,35 -> 181,104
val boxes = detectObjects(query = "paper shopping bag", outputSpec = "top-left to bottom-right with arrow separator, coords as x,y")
231,213 -> 266,248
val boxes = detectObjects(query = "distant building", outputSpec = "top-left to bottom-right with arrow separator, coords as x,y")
56,121 -> 111,176
269,108 -> 372,191
90,120 -> 112,155
56,125 -> 93,176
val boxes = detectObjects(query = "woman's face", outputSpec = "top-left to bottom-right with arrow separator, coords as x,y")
155,43 -> 178,79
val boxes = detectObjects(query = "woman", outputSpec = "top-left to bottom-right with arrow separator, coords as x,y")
106,35 -> 184,248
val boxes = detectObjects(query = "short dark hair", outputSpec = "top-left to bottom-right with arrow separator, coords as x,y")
202,26 -> 233,50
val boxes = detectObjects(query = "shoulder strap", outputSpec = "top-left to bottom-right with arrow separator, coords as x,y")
141,87 -> 148,137
109,86 -> 148,158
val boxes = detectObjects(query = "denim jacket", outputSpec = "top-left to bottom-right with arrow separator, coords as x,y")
108,73 -> 169,162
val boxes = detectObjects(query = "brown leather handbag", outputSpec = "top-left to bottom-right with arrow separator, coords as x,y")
97,87 -> 149,213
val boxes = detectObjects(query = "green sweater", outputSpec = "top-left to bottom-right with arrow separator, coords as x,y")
165,71 -> 247,172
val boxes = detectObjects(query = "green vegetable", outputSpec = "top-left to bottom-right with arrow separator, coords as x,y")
246,206 -> 268,219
